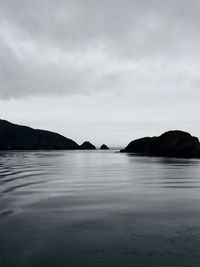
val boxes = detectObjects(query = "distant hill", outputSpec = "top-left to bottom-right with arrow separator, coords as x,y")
121,130 -> 200,158
0,119 -> 79,150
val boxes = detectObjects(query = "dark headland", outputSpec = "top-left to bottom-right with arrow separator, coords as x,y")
100,144 -> 109,150
0,119 -> 80,150
121,130 -> 200,158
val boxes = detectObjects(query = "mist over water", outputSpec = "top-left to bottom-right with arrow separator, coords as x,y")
0,151 -> 200,266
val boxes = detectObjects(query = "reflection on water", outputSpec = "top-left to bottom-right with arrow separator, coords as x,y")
0,151 -> 200,266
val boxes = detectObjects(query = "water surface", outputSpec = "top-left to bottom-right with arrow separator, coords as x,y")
0,151 -> 200,266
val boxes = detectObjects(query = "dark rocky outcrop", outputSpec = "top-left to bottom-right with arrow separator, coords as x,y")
121,130 -> 200,158
0,119 -> 79,150
100,144 -> 109,150
80,141 -> 96,150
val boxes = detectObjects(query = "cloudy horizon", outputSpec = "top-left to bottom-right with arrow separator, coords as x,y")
0,0 -> 200,146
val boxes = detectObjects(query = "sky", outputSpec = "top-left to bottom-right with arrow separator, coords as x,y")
0,0 -> 200,147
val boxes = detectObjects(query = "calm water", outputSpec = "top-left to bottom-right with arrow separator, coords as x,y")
0,150 -> 200,267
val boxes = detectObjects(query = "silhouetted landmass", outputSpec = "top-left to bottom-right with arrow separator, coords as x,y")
121,130 -> 200,158
100,144 -> 109,150
80,141 -> 96,150
0,119 -> 79,150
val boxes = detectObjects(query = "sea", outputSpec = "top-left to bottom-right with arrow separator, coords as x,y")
0,150 -> 200,267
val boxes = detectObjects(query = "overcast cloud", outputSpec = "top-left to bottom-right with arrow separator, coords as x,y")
0,0 -> 200,146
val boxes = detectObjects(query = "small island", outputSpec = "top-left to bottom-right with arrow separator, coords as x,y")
121,130 -> 200,158
80,141 -> 96,150
100,144 -> 109,150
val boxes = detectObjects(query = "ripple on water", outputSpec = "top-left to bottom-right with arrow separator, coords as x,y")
0,151 -> 200,267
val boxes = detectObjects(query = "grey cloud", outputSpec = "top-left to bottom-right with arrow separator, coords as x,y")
0,0 -> 200,98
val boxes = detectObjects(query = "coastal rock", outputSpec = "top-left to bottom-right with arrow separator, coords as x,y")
100,144 -> 109,150
80,141 -> 96,150
121,130 -> 200,158
0,119 -> 79,150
